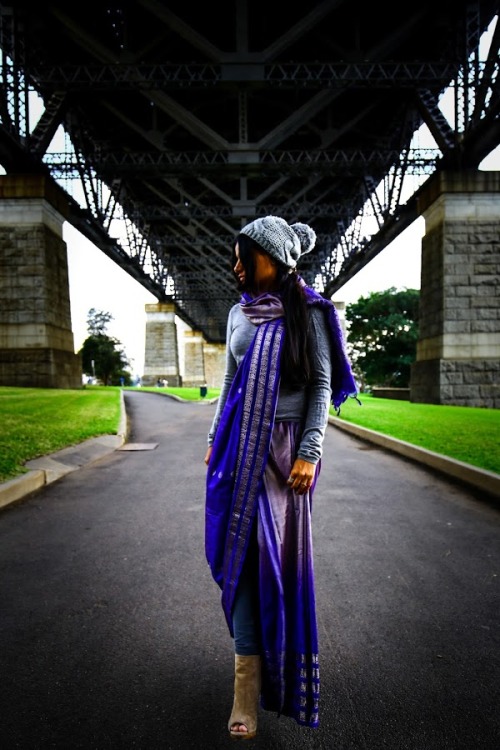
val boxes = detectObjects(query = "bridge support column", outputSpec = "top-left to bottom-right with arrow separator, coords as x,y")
143,302 -> 181,386
203,342 -> 226,389
0,175 -> 81,388
183,330 -> 206,387
410,171 -> 500,407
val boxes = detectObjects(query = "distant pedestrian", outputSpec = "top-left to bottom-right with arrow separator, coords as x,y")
204,216 -> 357,739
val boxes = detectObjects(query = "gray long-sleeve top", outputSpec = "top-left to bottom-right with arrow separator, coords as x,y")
208,303 -> 333,464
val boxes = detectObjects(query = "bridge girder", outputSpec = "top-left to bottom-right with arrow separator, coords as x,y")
0,1 -> 498,341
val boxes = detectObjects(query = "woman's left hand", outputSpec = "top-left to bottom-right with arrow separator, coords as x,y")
286,458 -> 316,495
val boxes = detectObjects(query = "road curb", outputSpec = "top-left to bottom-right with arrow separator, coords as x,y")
329,416 -> 500,501
0,470 -> 46,510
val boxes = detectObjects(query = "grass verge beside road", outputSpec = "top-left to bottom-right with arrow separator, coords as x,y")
0,387 -> 122,482
0,385 -> 215,483
1,386 -> 498,485
333,394 -> 500,475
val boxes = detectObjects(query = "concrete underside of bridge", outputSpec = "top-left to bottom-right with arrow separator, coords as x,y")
0,175 -> 81,389
0,171 -> 498,406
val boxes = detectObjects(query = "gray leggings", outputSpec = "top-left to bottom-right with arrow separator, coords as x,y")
232,537 -> 260,656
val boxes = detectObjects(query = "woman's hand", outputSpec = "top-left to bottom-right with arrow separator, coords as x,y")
204,446 -> 213,466
286,458 -> 316,495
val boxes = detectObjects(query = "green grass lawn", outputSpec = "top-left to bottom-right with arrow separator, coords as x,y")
333,394 -> 500,474
0,386 -> 122,483
1,386 -> 498,484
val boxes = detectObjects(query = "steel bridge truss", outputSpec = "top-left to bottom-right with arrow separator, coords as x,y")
0,2 -> 499,341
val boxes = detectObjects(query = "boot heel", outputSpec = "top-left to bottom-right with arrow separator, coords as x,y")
228,654 -> 261,740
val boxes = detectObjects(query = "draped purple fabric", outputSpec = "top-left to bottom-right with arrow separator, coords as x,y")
205,341 -> 320,726
205,317 -> 285,630
257,421 -> 320,726
205,283 -> 356,728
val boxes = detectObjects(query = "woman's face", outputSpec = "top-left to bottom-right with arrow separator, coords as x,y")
234,243 -> 279,294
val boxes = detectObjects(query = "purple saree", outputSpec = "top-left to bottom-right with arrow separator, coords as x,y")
258,420 -> 320,725
205,284 -> 356,728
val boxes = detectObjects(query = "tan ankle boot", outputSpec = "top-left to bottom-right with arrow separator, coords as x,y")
228,654 -> 261,740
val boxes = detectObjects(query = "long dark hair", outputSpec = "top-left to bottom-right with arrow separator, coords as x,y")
233,234 -> 311,389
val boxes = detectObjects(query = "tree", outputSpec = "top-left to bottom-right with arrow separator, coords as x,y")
86,307 -> 114,336
79,309 -> 132,386
345,288 -> 419,389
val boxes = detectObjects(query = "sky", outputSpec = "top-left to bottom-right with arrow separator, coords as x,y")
66,146 -> 499,378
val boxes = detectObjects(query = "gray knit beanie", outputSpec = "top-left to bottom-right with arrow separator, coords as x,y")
239,215 -> 316,269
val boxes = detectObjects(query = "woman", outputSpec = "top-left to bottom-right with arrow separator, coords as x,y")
204,216 -> 357,739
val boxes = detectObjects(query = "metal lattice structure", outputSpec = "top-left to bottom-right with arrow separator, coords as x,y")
0,1 -> 499,341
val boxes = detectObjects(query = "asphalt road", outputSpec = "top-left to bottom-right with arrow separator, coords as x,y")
1,391 -> 499,750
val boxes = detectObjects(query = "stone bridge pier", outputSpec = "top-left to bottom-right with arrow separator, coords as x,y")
411,171 -> 500,407
142,302 -> 181,386
142,303 -> 226,389
0,175 -> 81,388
